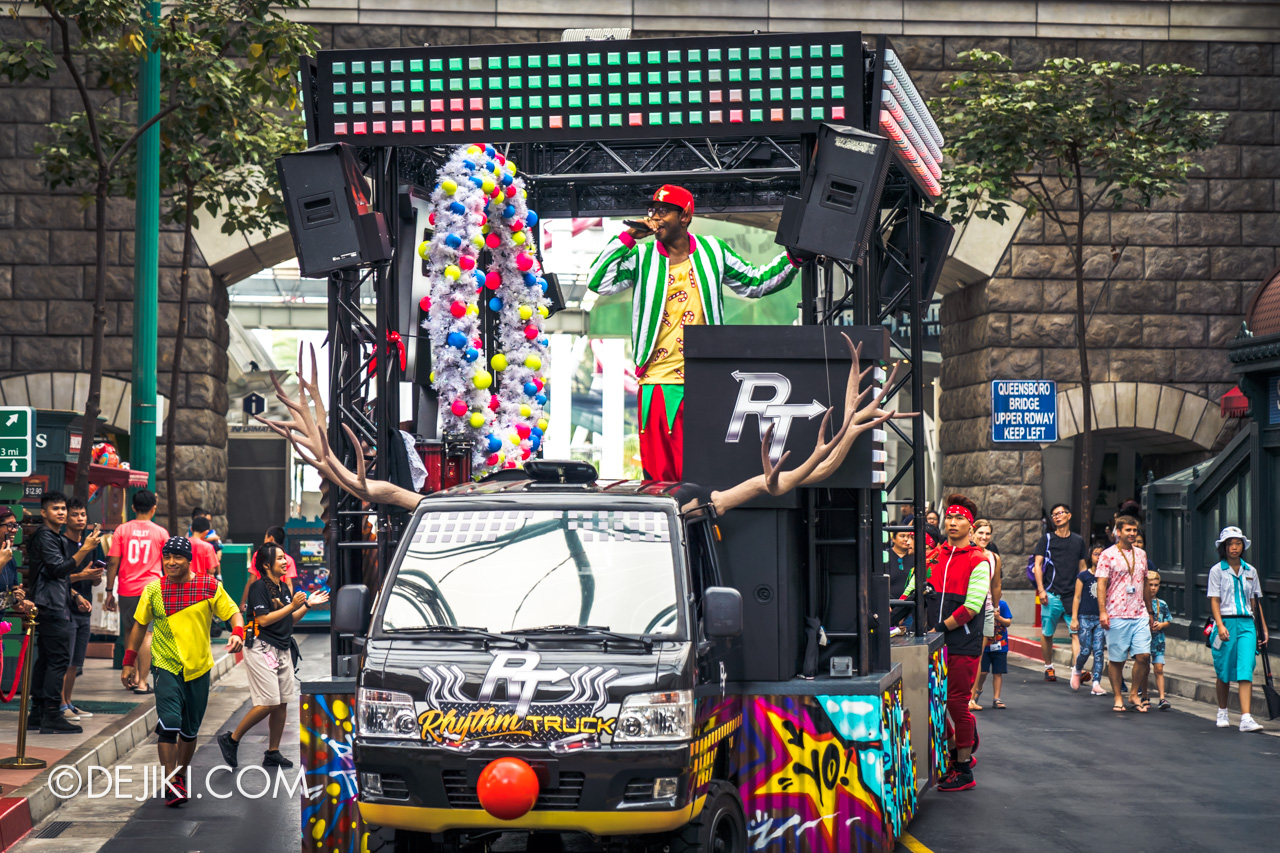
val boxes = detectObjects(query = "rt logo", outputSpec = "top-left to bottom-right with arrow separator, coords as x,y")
725,372 -> 827,464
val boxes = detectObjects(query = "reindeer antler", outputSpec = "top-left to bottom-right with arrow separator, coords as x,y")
255,344 -> 422,511
703,333 -> 916,515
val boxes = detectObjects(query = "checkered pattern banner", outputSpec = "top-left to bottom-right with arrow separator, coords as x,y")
411,510 -> 670,546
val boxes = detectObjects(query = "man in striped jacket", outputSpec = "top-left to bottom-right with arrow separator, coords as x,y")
586,184 -> 806,481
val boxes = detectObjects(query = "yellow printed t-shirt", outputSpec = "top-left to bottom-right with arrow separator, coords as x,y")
134,575 -> 239,681
640,259 -> 704,385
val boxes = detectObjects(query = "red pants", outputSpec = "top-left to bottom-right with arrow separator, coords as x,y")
945,651 -> 980,752
639,384 -> 684,482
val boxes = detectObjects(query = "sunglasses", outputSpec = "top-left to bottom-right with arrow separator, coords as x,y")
647,205 -> 682,217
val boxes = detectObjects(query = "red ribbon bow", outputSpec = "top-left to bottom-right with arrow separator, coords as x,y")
368,330 -> 407,376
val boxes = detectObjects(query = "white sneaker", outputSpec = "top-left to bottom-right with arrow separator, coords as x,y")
69,704 -> 93,718
1240,714 -> 1263,733
1090,683 -> 1107,696
1216,709 -> 1231,728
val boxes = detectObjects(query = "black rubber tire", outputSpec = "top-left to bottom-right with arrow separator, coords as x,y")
665,780 -> 747,853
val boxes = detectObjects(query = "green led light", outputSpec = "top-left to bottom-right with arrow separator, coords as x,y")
667,50 -> 680,62
810,65 -> 823,78
750,109 -> 763,122
371,81 -> 385,94
529,55 -> 542,68
748,47 -> 762,60
508,75 -> 522,89
790,67 -> 803,80
649,111 -> 662,124
589,114 -> 602,127
688,90 -> 703,103
568,53 -> 581,67
489,76 -> 502,89
588,93 -> 601,106
549,55 -> 562,68
353,81 -> 366,95
669,110 -> 682,124
647,71 -> 660,85
531,115 -> 544,129
569,114 -> 583,127
449,79 -> 462,91
669,90 -> 682,104
811,45 -> 824,58
832,84 -> 844,98
770,87 -> 783,101
411,99 -> 424,112
628,72 -> 641,85
588,73 -> 601,86
568,74 -> 582,87
811,86 -> 823,98
709,69 -> 722,83
390,60 -> 404,73
549,95 -> 562,108
831,44 -> 844,58
353,101 -> 366,114
472,57 -> 484,70
391,80 -> 404,93
528,75 -> 542,89
333,102 -> 347,114
510,96 -> 524,109
770,67 -> 783,80
789,46 -> 802,59
831,65 -> 844,78
511,116 -> 524,129
414,79 -> 427,92
728,68 -> 742,82
749,88 -> 762,102
689,110 -> 702,124
491,117 -> 503,130
332,62 -> 345,75
509,55 -> 522,68
549,74 -> 562,88
568,94 -> 582,107
392,100 -> 404,112
489,57 -> 503,70
587,53 -> 601,66
769,46 -> 782,60
628,51 -> 641,65
647,50 -> 661,64
749,68 -> 762,81
688,49 -> 701,63
668,70 -> 681,84
352,61 -> 365,74
607,52 -> 620,65
529,95 -> 543,108
429,59 -> 442,72
811,106 -> 824,120
449,58 -> 462,71
608,92 -> 621,106
609,113 -> 622,126
490,96 -> 503,110
689,69 -> 702,83
333,82 -> 346,95
628,92 -> 642,105
648,91 -> 662,105
608,73 -> 621,86
729,48 -> 742,60
708,49 -> 722,61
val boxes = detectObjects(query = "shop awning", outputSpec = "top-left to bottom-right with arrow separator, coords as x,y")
64,461 -> 151,489
1220,386 -> 1249,418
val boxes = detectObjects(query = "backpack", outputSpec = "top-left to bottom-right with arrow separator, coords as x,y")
1025,533 -> 1053,587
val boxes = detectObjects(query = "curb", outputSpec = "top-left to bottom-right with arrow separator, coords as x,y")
0,651 -> 239,850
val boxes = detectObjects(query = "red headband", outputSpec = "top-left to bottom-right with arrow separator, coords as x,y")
945,505 -> 974,525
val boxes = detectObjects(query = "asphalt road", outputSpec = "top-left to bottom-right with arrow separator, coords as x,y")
900,661 -> 1280,853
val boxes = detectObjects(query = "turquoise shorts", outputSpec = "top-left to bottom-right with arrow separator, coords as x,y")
1106,617 -> 1152,661
1041,592 -> 1073,637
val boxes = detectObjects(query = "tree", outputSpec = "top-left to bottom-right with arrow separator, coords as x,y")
931,51 -> 1224,538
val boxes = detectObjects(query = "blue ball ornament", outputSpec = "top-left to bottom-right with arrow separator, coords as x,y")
485,146 -> 496,157
535,394 -> 548,405
531,426 -> 544,437
488,297 -> 503,311
528,435 -> 541,451
525,211 -> 538,227
523,381 -> 538,396
464,348 -> 480,363
523,272 -> 537,286
449,201 -> 466,215
486,434 -> 502,452
503,204 -> 516,219
446,331 -> 467,349
469,175 -> 484,188
474,271 -> 487,287
444,233 -> 462,248
539,337 -> 549,347
540,280 -> 549,294
501,173 -> 513,186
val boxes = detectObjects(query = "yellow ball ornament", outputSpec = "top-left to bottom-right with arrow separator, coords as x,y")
441,178 -> 457,195
467,145 -> 481,154
537,418 -> 549,431
491,353 -> 508,371
512,231 -> 526,246
506,161 -> 518,174
444,264 -> 460,280
469,412 -> 485,428
518,305 -> 533,321
417,241 -> 430,259
465,304 -> 479,316
481,178 -> 496,193
520,404 -> 532,418
429,371 -> 436,383
520,189 -> 527,199
472,370 -> 493,390
481,224 -> 490,234
509,433 -> 521,445
524,355 -> 542,370
472,234 -> 486,248
537,305 -> 549,318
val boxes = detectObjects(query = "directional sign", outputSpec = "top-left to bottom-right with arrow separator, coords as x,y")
991,380 -> 1057,443
0,407 -> 35,477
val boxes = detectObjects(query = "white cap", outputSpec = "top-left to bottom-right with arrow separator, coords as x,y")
1215,526 -> 1251,550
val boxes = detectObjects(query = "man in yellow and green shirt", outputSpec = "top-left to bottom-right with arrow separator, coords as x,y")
122,536 -> 244,807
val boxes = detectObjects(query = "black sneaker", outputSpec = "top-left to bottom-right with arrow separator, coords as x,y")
937,762 -> 975,792
39,714 -> 83,735
217,731 -> 240,769
263,750 -> 294,769
165,774 -> 187,808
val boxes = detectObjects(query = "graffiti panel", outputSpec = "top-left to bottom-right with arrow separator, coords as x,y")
928,645 -> 948,784
301,693 -> 363,853
734,687 -> 916,853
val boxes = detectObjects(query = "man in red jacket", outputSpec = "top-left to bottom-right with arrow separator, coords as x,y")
920,494 -> 991,792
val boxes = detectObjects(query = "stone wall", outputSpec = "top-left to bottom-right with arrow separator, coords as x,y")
0,17 -> 229,533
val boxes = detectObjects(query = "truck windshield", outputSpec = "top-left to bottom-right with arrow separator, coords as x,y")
381,508 -> 679,637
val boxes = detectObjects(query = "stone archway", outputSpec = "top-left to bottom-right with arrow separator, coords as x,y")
0,372 -> 168,434
1057,382 -> 1231,453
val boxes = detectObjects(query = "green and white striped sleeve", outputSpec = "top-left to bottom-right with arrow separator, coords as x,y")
720,242 -> 801,299
586,234 -> 640,295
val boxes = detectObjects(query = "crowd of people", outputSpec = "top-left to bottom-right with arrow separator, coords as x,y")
889,496 -> 1271,793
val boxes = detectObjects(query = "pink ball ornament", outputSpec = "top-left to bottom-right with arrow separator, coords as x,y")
449,301 -> 466,318
489,396 -> 501,412
485,271 -> 502,290
486,233 -> 502,249
512,220 -> 524,232
478,214 -> 487,227
496,153 -> 506,165
450,400 -> 468,417
505,185 -> 517,198
521,448 -> 532,460
428,212 -> 436,226
524,325 -> 539,340
459,255 -> 476,270
516,423 -> 531,439
533,378 -> 544,392
487,453 -> 500,467
473,337 -> 484,350
516,254 -> 534,272
504,460 -> 517,469
418,296 -> 431,312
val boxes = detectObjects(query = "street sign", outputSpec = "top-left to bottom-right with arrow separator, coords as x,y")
0,407 -> 35,477
243,393 -> 265,417
991,380 -> 1057,443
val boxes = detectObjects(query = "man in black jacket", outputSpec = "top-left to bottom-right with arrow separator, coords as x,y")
26,491 -> 102,733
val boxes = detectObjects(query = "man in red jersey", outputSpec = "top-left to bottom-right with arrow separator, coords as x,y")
104,489 -> 168,694
189,517 -> 220,579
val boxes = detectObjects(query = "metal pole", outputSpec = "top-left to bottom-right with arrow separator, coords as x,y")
909,191 -> 928,636
130,0 -> 161,492
0,614 -> 47,769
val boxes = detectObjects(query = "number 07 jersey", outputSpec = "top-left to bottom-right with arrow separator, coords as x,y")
108,519 -> 169,596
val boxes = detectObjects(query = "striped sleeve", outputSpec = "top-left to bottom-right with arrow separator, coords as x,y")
586,234 -> 640,295
952,559 -> 990,625
719,242 -> 801,298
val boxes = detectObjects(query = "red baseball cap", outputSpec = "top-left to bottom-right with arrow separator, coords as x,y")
652,184 -> 694,214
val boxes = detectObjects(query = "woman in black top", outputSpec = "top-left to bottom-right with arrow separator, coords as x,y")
217,544 -> 327,768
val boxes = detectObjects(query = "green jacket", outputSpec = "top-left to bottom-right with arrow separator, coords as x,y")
586,232 -> 800,371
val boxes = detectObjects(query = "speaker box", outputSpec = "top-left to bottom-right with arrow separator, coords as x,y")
878,209 -> 956,309
775,123 -> 891,265
277,143 -> 393,278
716,508 -> 805,683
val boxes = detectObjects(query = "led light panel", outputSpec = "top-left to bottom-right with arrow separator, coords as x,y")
313,32 -> 864,145
878,48 -> 945,197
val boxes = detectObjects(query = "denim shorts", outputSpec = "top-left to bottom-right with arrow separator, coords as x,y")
1106,617 -> 1152,661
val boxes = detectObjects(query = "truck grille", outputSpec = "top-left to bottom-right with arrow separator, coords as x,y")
441,770 -> 585,811
380,774 -> 410,800
623,780 -> 652,802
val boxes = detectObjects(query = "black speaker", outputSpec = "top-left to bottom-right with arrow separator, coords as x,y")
878,209 -> 955,309
277,143 -> 392,278
775,123 -> 891,265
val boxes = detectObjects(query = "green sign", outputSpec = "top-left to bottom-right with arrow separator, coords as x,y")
0,407 -> 34,477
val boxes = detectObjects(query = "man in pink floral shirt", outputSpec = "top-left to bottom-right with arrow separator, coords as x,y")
1096,515 -> 1156,712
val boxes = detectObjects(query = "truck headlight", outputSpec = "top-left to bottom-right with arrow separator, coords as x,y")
614,690 -> 693,742
357,688 -> 419,739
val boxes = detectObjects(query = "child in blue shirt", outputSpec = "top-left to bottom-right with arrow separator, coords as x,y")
1148,571 -> 1172,711
971,599 -> 1013,710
